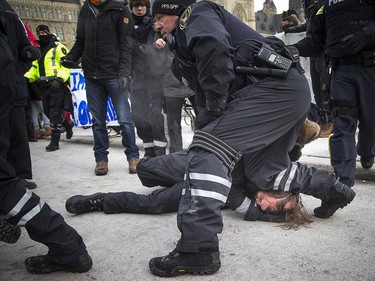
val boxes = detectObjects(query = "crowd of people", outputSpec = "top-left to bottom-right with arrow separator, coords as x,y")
1,0 -> 374,277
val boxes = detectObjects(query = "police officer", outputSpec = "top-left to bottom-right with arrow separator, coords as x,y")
147,0 -> 356,277
0,7 -> 92,274
25,25 -> 73,152
294,0 -> 375,187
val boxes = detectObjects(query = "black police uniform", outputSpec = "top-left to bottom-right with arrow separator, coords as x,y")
169,1 -> 312,253
0,8 -> 88,268
295,0 -> 375,187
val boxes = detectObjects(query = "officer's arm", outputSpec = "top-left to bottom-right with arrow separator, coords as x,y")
294,4 -> 326,57
118,6 -> 134,79
185,4 -> 234,113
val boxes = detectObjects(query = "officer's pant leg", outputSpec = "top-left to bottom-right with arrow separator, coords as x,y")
7,107 -> 32,179
103,184 -> 183,214
271,161 -> 337,200
176,149 -> 231,253
137,151 -> 188,187
0,169 -> 86,261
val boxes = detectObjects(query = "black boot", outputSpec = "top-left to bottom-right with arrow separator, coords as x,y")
25,251 -> 93,274
0,219 -> 21,244
360,156 -> 374,169
149,249 -> 221,277
314,181 -> 356,219
62,119 -> 74,140
65,193 -> 105,214
46,128 -> 60,152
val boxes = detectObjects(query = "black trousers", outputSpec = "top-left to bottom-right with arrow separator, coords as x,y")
1,73 -> 85,261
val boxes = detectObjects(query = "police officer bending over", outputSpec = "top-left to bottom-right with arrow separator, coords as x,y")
147,0 -> 356,277
294,0 -> 375,187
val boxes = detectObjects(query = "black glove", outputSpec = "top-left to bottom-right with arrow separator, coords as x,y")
282,25 -> 291,34
244,200 -> 285,223
50,78 -> 63,89
118,76 -> 129,89
341,30 -> 369,55
194,109 -> 223,130
60,56 -> 78,68
21,46 -> 40,61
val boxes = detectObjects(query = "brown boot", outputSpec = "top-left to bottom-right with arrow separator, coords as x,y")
44,126 -> 52,137
34,129 -> 43,139
128,159 -> 139,174
297,119 -> 320,145
319,121 -> 333,138
95,161 -> 108,176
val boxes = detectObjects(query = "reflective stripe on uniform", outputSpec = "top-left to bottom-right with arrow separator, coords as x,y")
273,162 -> 298,191
4,189 -> 33,218
143,142 -> 154,148
234,197 -> 251,215
154,140 -> 168,147
18,199 -> 45,226
188,172 -> 231,203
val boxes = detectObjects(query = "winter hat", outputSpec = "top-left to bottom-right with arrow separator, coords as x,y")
36,24 -> 50,35
282,9 -> 298,20
129,0 -> 150,9
152,0 -> 196,16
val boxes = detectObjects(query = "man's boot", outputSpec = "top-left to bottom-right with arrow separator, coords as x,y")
128,159 -> 140,174
297,118 -> 320,145
65,193 -> 105,214
62,119 -> 74,139
314,181 -> 356,219
0,219 -> 21,244
46,128 -> 60,152
25,251 -> 93,274
149,249 -> 221,277
360,156 -> 374,170
34,128 -> 43,139
43,126 -> 52,137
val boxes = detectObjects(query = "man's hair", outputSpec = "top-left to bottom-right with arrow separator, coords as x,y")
281,193 -> 312,230
261,191 -> 312,230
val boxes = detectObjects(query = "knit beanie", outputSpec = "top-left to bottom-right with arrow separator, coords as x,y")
152,0 -> 196,16
36,24 -> 50,35
129,0 -> 150,9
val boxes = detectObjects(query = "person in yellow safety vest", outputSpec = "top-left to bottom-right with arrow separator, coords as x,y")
25,24 -> 73,152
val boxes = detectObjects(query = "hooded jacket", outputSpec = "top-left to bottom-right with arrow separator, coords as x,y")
66,0 -> 134,79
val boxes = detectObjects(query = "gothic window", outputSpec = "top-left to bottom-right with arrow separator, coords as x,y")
33,7 -> 37,18
38,7 -> 42,18
15,5 -> 20,17
68,11 -> 72,21
25,6 -> 30,17
58,9 -> 62,20
49,8 -> 53,19
42,7 -> 46,18
60,28 -> 65,41
53,8 -> 58,19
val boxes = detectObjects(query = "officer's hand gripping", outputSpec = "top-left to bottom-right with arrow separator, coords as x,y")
60,56 -> 78,68
341,30 -> 369,55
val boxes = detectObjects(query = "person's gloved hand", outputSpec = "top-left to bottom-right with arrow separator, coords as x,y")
21,46 -> 40,61
60,56 -> 78,68
118,76 -> 129,89
341,30 -> 369,55
50,78 -> 63,89
243,200 -> 285,222
194,109 -> 223,130
282,25 -> 291,34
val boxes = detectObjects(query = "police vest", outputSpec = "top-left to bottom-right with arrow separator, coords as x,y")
25,41 -> 70,83
324,0 -> 375,57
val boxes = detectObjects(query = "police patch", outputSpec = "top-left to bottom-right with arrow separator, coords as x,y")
123,17 -> 129,24
179,6 -> 191,30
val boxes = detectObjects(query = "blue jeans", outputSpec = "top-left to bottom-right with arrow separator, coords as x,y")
85,78 -> 139,162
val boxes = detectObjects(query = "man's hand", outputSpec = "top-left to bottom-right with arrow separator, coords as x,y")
118,76 -> 129,89
341,30 -> 369,55
195,109 -> 223,130
21,46 -> 40,61
60,56 -> 78,68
